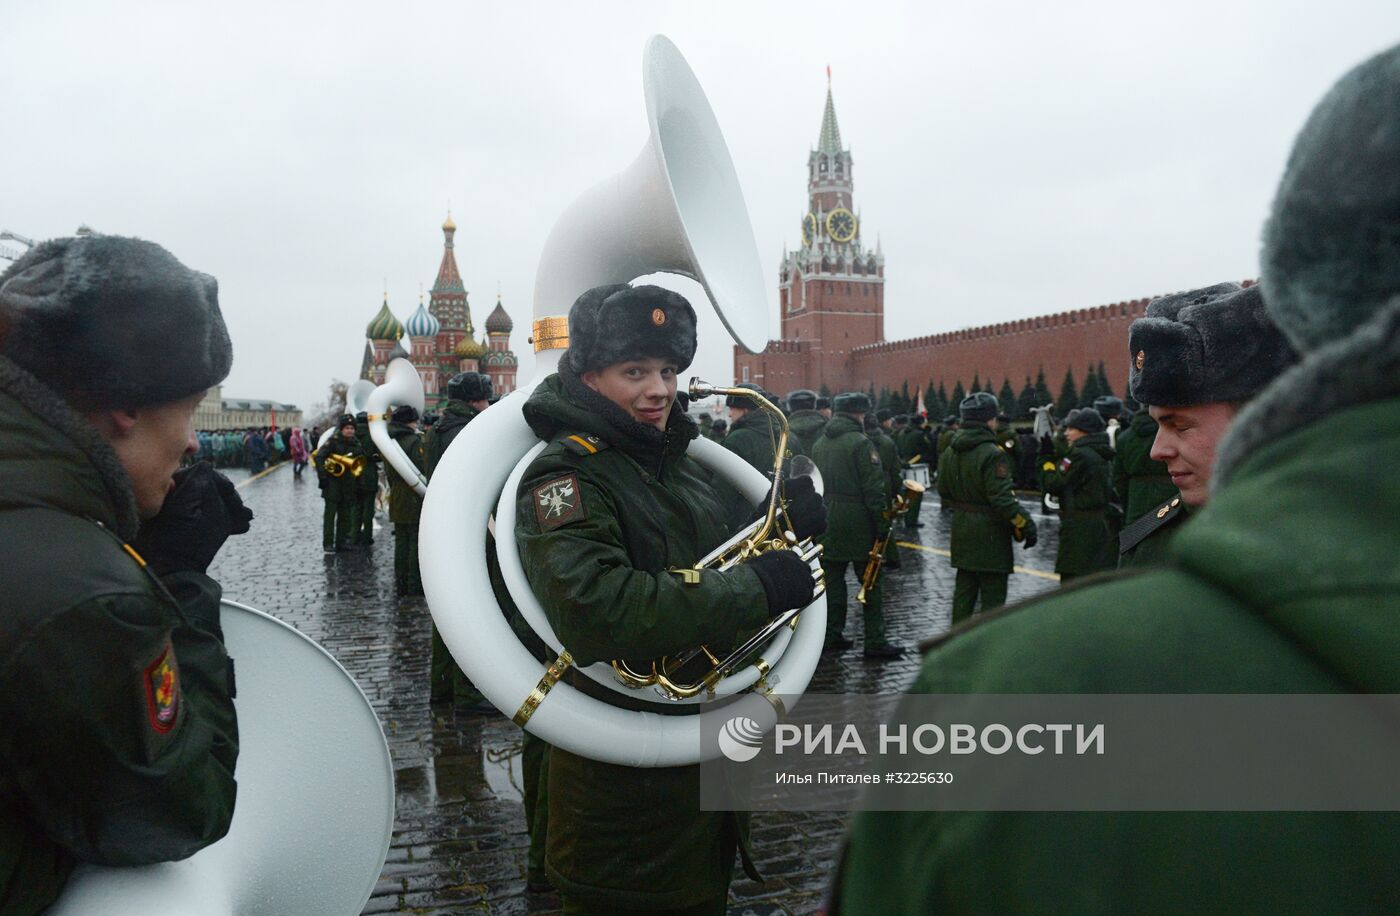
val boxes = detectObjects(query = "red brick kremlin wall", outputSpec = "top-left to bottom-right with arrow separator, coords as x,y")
851,297 -> 1152,397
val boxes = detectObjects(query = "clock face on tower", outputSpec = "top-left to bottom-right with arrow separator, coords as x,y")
802,212 -> 817,246
826,207 -> 857,243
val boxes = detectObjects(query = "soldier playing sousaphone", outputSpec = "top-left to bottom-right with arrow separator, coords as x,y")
513,283 -> 827,913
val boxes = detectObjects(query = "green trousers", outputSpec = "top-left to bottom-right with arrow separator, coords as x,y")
355,491 -> 376,544
521,731 -> 551,887
393,523 -> 421,593
430,623 -> 485,706
321,498 -> 359,550
951,569 -> 1009,625
822,559 -> 887,648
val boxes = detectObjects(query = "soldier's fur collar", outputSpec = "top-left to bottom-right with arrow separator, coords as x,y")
556,363 -> 697,466
0,354 -> 141,540
1214,295 -> 1400,490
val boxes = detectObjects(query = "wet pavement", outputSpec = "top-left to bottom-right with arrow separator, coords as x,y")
209,462 -> 1062,914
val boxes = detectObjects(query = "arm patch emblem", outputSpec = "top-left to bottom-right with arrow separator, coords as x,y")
534,473 -> 586,531
995,460 -> 1009,479
1060,457 -> 1072,472
143,641 -> 180,734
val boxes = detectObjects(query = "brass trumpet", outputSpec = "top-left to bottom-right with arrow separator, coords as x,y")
857,479 -> 925,605
609,379 -> 826,700
323,453 -> 366,479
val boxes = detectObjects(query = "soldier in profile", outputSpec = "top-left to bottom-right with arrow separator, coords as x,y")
0,235 -> 251,915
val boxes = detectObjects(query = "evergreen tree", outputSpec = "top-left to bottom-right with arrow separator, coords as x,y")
878,386 -> 893,411
1080,363 -> 1102,408
924,381 -> 937,419
1034,367 -> 1052,408
1097,360 -> 1114,399
998,378 -> 1016,415
950,380 -> 967,412
937,382 -> 949,418
970,372 -> 982,395
897,380 -> 910,414
819,383 -> 832,400
1056,368 -> 1078,419
1016,375 -> 1037,421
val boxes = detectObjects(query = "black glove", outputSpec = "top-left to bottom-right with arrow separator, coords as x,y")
130,462 -> 254,576
1038,435 -> 1056,460
780,475 -> 827,540
744,550 -> 816,614
1022,517 -> 1039,549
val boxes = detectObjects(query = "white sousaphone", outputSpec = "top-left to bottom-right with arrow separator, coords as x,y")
367,356 -> 429,496
420,34 -> 827,768
315,378 -> 376,451
50,602 -> 394,914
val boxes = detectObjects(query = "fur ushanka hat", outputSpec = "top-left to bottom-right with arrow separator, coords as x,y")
1128,283 -> 1297,407
0,235 -> 231,409
958,391 -> 998,423
564,284 -> 697,375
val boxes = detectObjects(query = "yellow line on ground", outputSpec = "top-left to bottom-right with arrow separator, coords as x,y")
235,462 -> 286,489
895,540 -> 1060,582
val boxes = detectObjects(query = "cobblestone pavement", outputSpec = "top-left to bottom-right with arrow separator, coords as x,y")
209,462 -> 1062,914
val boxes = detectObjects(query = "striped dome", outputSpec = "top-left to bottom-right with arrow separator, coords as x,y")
365,296 -> 404,341
405,299 -> 440,339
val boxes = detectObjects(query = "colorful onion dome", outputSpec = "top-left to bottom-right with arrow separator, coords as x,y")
442,212 -> 456,232
365,295 -> 404,341
485,297 -> 513,334
405,298 -> 441,339
455,334 -> 487,360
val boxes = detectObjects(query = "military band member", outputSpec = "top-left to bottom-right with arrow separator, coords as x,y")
708,416 -> 728,440
1113,405 -> 1176,526
721,382 -> 806,472
813,392 -> 903,659
936,414 -> 959,457
352,410 -> 380,546
316,415 -> 364,553
0,236 -> 248,915
893,414 -> 931,528
937,393 -> 1037,624
1118,282 -> 1296,567
867,411 -> 903,568
386,404 -> 427,593
514,283 -> 823,912
422,371 -> 493,709
785,388 -> 827,453
1039,407 -> 1116,581
836,46 -> 1400,910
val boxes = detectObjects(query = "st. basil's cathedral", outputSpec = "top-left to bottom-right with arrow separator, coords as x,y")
361,214 -> 518,408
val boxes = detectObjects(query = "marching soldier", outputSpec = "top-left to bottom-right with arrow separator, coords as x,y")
0,235 -> 247,913
937,393 -> 1037,624
813,392 -> 903,659
937,414 -> 959,456
386,404 -> 427,594
1113,405 -> 1176,527
785,388 -> 827,453
721,382 -> 806,473
697,411 -> 714,438
893,414 -> 930,529
837,46 -> 1400,910
513,283 -> 824,912
1118,282 -> 1296,567
867,410 -> 904,567
1039,407 -> 1116,581
352,411 -> 380,546
709,417 -> 727,440
422,371 -> 493,709
315,415 -> 364,553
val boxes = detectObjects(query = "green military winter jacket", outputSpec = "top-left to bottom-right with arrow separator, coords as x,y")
353,416 -> 381,495
386,422 -> 426,524
1113,409 -> 1178,524
936,425 -> 1031,574
869,427 -> 902,501
1041,431 -> 1116,577
787,408 -> 827,455
811,414 -> 887,563
837,314 -> 1400,913
514,373 -> 769,910
0,357 -> 239,916
314,431 -> 365,503
721,407 -> 807,475
422,399 -> 480,478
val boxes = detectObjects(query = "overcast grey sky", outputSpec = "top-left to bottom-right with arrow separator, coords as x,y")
4,1 -> 1397,412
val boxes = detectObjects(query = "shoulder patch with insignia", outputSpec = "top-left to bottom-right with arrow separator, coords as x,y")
1119,495 -> 1184,554
1059,457 -> 1072,472
870,448 -> 881,465
995,460 -> 1009,479
562,434 -> 609,456
143,641 -> 180,734
534,473 -> 586,530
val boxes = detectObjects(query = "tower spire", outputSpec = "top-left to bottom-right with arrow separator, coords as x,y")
818,71 -> 842,154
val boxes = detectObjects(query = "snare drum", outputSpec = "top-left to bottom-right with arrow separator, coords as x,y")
902,463 -> 931,488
